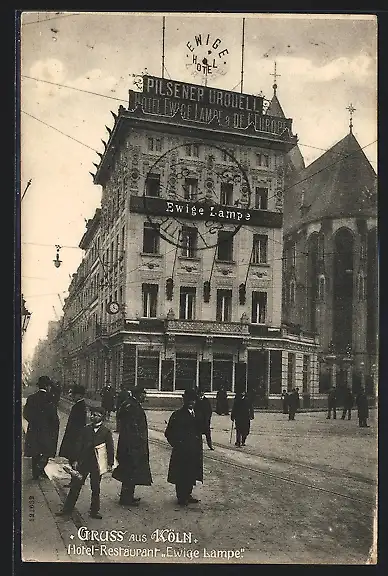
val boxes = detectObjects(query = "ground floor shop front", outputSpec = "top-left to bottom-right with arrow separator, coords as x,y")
63,322 -> 320,408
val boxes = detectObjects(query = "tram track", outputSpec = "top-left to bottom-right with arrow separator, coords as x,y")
147,420 -> 376,487
149,434 -> 375,512
57,400 -> 375,511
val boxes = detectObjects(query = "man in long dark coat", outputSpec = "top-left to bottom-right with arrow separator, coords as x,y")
231,391 -> 254,447
115,388 -> 132,432
215,386 -> 229,415
56,406 -> 114,519
23,376 -> 59,479
165,389 -> 203,506
326,386 -> 337,419
100,384 -> 115,420
341,386 -> 353,420
288,388 -> 300,421
112,387 -> 152,506
356,387 -> 369,427
195,389 -> 214,450
59,385 -> 87,469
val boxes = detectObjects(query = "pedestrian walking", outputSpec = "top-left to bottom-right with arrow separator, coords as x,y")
165,388 -> 203,507
341,386 -> 353,420
326,386 -> 337,419
281,389 -> 289,414
56,407 -> 114,519
23,376 -> 60,479
356,387 -> 369,428
59,385 -> 87,473
100,383 -> 115,421
195,388 -> 214,450
288,388 -> 300,421
215,386 -> 229,415
112,387 -> 152,506
231,390 -> 254,447
115,388 -> 132,432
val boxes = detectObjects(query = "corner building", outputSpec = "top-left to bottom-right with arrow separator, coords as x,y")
62,76 -> 319,406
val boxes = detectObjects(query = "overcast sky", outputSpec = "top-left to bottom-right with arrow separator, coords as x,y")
20,11 -> 377,362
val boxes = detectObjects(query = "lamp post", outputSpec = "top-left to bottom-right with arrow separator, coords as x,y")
21,295 -> 32,338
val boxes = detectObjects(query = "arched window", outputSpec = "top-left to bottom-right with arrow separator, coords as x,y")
318,232 -> 325,262
358,274 -> 366,300
289,279 -> 296,305
333,228 -> 354,352
307,233 -> 319,332
318,274 -> 325,300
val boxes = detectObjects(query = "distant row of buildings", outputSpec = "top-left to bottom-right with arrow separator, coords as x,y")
34,74 -> 377,407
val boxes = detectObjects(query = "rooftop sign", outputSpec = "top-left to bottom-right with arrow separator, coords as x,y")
128,75 -> 293,137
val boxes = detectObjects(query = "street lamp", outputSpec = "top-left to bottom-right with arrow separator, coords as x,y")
21,295 -> 32,338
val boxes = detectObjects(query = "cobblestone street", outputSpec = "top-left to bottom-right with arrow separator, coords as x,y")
22,400 -> 377,564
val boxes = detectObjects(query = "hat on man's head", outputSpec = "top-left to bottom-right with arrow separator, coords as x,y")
89,405 -> 104,415
71,385 -> 85,396
132,386 -> 146,398
182,389 -> 198,402
37,375 -> 51,389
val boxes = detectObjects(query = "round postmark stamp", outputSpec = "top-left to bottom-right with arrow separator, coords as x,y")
143,143 -> 252,251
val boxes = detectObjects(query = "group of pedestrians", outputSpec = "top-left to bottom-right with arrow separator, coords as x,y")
24,375 -> 372,519
327,385 -> 369,427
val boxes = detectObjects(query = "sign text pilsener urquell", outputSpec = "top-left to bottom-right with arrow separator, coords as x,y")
129,75 -> 293,136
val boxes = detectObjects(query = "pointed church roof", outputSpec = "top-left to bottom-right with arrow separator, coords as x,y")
266,93 -> 285,117
283,131 -> 377,236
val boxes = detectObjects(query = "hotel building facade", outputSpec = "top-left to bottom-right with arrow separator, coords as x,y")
59,76 -> 319,406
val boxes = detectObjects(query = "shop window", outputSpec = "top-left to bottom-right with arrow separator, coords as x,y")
137,350 -> 160,389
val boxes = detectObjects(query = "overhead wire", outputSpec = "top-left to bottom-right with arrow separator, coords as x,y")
21,70 -> 377,343
21,12 -> 84,26
21,110 -> 99,152
22,75 -> 128,104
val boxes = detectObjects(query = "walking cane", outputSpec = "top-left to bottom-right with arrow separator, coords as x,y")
229,420 -> 234,444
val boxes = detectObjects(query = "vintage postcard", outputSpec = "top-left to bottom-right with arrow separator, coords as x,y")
19,11 -> 378,564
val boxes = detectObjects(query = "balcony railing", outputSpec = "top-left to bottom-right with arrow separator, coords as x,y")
165,319 -> 250,336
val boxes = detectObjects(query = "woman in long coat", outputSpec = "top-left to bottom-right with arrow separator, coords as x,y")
112,388 -> 152,505
165,389 -> 203,506
231,391 -> 254,447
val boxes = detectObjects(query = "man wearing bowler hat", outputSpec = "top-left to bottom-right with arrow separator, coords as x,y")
56,406 -> 114,519
165,388 -> 203,506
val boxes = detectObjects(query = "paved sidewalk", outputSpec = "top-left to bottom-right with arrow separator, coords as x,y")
21,404 -> 94,563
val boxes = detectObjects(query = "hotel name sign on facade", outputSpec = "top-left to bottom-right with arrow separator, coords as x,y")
129,75 -> 293,135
